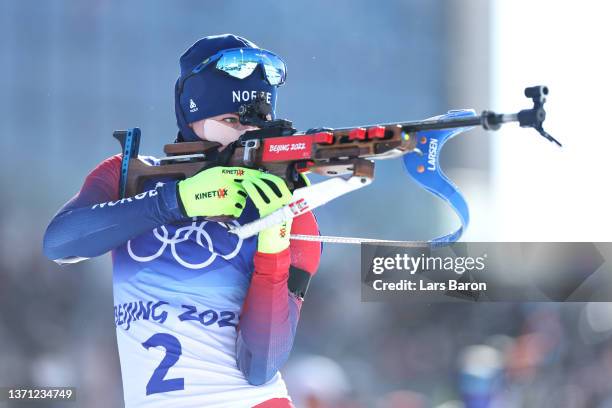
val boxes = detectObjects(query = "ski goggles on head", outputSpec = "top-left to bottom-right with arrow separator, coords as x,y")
192,47 -> 287,86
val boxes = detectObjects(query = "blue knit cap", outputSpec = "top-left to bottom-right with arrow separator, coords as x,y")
175,34 -> 280,142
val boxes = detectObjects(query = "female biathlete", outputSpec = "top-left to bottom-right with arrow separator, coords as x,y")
43,34 -> 321,408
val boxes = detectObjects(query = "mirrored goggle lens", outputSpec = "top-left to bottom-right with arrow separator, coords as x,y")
215,48 -> 286,86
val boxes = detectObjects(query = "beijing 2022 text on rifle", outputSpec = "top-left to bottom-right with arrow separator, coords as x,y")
114,85 -> 559,247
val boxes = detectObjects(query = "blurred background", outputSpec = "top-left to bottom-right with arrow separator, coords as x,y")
1,0 -> 611,407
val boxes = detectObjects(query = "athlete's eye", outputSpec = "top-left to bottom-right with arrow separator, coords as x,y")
222,117 -> 239,125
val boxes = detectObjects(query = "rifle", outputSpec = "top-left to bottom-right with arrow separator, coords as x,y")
114,86 -> 559,246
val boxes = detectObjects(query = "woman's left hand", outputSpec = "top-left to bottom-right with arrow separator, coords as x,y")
241,172 -> 293,254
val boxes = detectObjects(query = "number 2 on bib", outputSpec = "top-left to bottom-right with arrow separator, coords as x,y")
141,333 -> 185,395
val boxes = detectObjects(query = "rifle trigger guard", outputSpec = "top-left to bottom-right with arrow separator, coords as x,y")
243,139 -> 260,166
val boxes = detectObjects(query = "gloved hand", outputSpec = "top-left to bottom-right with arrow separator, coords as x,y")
241,172 -> 293,254
176,167 -> 250,218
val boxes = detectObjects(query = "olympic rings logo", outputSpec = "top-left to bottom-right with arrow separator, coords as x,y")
126,219 -> 243,269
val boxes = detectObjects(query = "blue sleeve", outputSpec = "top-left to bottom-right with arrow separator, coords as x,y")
235,249 -> 303,386
43,155 -> 186,263
236,292 -> 301,386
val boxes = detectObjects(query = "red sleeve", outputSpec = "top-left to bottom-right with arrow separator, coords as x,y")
61,154 -> 121,212
289,211 -> 321,275
235,212 -> 321,385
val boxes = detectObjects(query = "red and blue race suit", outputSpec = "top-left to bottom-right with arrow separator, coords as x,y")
43,154 -> 321,408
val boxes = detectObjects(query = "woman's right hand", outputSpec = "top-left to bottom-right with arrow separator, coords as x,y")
176,167 -> 251,218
